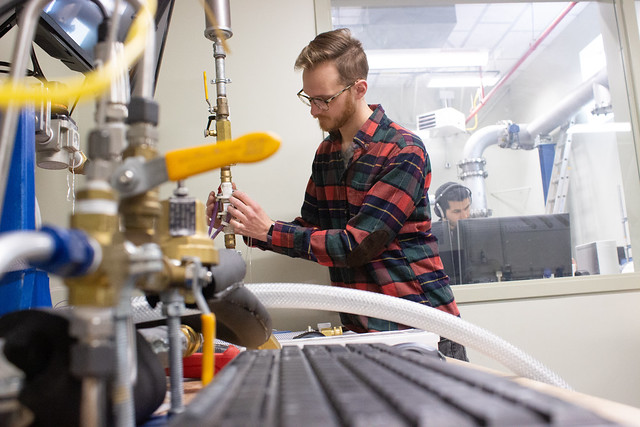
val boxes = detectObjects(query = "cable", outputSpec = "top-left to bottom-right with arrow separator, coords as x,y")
87,0 -> 109,19
0,0 -> 157,106
29,44 -> 47,82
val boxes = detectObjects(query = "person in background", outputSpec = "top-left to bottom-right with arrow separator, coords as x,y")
207,28 -> 467,361
432,182 -> 472,286
433,182 -> 472,230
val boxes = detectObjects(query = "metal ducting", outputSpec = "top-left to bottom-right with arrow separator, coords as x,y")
458,69 -> 609,216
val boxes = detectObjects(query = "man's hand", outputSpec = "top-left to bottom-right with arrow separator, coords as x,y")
206,190 -> 218,227
206,183 -> 237,228
227,190 -> 273,242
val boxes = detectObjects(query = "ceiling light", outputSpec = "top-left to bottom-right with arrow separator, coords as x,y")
428,75 -> 500,88
367,49 -> 489,70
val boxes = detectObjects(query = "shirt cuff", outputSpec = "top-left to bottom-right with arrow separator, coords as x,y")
266,222 -> 275,245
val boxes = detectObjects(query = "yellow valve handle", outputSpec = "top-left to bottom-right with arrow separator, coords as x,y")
203,71 -> 210,103
164,132 -> 280,181
201,312 -> 216,386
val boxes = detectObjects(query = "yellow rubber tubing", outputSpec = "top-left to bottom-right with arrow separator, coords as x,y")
0,0 -> 157,106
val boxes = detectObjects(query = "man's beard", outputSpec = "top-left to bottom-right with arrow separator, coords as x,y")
317,94 -> 355,133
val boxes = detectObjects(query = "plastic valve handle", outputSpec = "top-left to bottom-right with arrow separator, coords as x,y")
164,131 -> 281,181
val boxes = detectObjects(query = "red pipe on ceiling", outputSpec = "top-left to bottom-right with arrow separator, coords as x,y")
465,2 -> 578,124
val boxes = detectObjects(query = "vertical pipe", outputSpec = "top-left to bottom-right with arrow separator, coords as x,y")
163,289 -> 185,414
204,0 -> 232,40
130,0 -> 157,99
204,1 -> 236,249
113,283 -> 136,427
80,377 -> 107,427
0,0 -> 51,219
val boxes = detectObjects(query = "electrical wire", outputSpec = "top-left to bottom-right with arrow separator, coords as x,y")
466,89 -> 480,132
68,91 -> 81,116
87,0 -> 109,19
0,0 -> 157,106
29,44 -> 47,82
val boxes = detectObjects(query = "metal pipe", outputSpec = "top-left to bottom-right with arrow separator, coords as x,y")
459,125 -> 505,216
0,231 -> 55,278
70,307 -> 114,427
459,69 -> 608,215
465,2 -> 578,124
524,69 -> 608,139
204,0 -> 232,40
162,289 -> 185,414
213,39 -> 228,99
130,0 -> 157,99
80,377 -> 108,427
0,0 -> 51,219
210,23 -> 236,249
113,281 -> 137,427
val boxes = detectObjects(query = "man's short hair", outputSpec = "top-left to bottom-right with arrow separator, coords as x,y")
294,28 -> 368,85
434,182 -> 472,218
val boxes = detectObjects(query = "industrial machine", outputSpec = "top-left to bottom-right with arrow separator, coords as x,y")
0,0 -> 279,425
0,2 -> 624,426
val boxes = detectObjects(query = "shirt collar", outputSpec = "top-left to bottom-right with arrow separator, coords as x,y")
327,104 -> 386,149
355,104 -> 385,148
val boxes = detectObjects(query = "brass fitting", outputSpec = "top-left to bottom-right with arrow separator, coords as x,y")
224,234 -> 236,249
119,133 -> 162,246
320,326 -> 344,337
137,197 -> 218,297
156,198 -> 218,265
181,324 -> 202,357
69,151 -> 88,175
65,185 -> 122,307
217,124 -> 236,249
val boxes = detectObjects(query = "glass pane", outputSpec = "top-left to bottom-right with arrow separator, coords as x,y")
331,1 -> 637,284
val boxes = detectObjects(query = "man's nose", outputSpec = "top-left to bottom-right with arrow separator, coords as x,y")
310,103 -> 322,117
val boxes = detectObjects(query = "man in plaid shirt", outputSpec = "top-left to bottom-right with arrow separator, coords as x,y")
207,28 -> 467,360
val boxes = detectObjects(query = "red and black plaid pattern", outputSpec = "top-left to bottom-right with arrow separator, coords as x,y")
253,105 -> 460,332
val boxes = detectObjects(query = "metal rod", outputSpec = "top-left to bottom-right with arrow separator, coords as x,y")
0,0 -> 51,219
163,289 -> 185,414
130,0 -> 157,99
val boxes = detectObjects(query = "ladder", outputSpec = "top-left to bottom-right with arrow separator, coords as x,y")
545,131 -> 573,214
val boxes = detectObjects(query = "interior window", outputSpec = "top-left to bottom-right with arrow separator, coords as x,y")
330,1 -> 639,285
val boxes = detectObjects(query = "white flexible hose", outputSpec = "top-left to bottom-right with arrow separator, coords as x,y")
0,231 -> 55,276
246,283 -> 571,389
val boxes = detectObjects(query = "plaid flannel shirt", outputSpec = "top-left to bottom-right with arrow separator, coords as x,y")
253,105 -> 460,332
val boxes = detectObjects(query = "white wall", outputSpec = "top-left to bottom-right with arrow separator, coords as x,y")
454,277 -> 640,408
19,0 -> 640,409
153,0 -> 331,285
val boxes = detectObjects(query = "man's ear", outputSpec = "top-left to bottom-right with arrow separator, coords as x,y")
354,79 -> 368,99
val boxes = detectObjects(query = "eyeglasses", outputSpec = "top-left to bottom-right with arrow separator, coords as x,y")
297,83 -> 354,111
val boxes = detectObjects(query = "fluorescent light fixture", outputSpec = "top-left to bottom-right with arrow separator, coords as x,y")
367,49 -> 489,70
566,122 -> 631,134
428,75 -> 500,88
